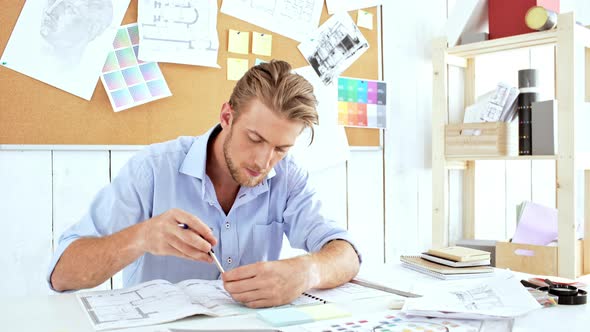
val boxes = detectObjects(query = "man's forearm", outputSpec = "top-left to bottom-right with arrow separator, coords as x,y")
302,240 -> 360,290
50,222 -> 145,292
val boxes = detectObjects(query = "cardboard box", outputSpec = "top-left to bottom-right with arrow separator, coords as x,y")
496,240 -> 583,276
445,122 -> 517,157
488,0 -> 560,39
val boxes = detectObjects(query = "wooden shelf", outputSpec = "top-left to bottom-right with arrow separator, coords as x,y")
448,30 -> 558,58
432,12 -> 590,278
445,155 -> 557,162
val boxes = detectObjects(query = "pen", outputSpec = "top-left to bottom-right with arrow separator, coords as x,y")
178,223 -> 225,273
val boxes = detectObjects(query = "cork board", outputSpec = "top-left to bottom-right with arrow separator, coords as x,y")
0,0 -> 380,146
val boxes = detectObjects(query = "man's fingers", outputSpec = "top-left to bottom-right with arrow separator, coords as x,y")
222,264 -> 258,282
244,298 -> 277,309
171,209 -> 217,246
169,237 -> 212,262
172,223 -> 212,253
229,289 -> 266,304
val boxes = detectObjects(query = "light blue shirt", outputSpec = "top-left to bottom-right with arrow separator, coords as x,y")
48,125 -> 358,290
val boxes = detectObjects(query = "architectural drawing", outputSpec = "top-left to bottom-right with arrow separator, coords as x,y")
221,0 -> 323,42
451,285 -> 503,310
138,0 -> 219,67
298,12 -> 369,85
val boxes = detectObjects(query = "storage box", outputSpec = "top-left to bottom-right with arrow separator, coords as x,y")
496,240 -> 583,276
445,122 -> 517,157
488,0 -> 560,39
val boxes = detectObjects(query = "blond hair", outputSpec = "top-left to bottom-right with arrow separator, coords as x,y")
229,60 -> 319,143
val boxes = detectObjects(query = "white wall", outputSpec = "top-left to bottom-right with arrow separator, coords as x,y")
382,1 -> 446,260
0,146 -> 382,296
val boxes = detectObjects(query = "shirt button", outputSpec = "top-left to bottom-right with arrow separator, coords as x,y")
227,257 -> 232,264
225,223 -> 230,229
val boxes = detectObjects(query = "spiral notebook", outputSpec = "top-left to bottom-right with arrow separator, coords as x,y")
400,255 -> 494,280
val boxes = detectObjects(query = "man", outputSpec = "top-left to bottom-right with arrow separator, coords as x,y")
40,0 -> 113,63
48,60 -> 360,308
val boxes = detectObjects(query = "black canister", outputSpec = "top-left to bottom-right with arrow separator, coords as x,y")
517,69 -> 540,155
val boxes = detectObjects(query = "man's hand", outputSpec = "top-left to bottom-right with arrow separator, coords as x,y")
222,257 -> 315,308
138,208 -> 217,262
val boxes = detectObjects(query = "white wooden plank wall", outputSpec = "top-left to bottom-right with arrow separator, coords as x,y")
347,151 -> 385,265
52,151 -> 111,291
0,148 -> 382,296
382,1 -> 446,260
0,151 -> 52,297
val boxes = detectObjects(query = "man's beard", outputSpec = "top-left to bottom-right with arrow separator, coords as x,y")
223,127 -> 267,187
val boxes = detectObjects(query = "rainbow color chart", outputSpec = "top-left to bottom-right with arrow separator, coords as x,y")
101,24 -> 171,112
337,77 -> 387,128
301,311 -> 481,332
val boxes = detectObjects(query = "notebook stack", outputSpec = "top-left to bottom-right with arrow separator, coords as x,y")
400,246 -> 493,280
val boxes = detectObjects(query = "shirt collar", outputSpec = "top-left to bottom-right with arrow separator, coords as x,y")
179,124 -> 277,181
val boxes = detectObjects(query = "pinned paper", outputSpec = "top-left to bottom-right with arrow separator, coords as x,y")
255,58 -> 267,66
252,32 -> 273,56
101,24 -> 171,112
357,10 -> 374,30
227,58 -> 249,81
228,29 -> 249,54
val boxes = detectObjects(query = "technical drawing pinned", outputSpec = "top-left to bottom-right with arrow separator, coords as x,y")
138,0 -> 220,67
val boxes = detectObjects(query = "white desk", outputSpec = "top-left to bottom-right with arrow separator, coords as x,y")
1,265 -> 588,332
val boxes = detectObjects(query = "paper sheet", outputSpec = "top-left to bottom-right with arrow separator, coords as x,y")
227,58 -> 249,81
228,29 -> 249,54
326,0 -> 383,14
298,12 -> 369,85
101,24 -> 172,112
252,32 -> 273,56
304,282 -> 391,302
401,276 -> 541,320
77,279 -> 244,330
290,66 -> 350,172
137,0 -> 219,68
511,201 -> 558,245
221,0 -> 323,42
0,0 -> 130,100
356,10 -> 374,30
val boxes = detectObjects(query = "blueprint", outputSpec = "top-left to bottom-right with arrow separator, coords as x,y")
76,278 -> 332,330
220,0 -> 323,42
137,0 -> 219,67
77,279 -> 245,330
326,0 -> 383,14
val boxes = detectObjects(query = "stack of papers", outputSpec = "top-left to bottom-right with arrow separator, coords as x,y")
402,276 -> 541,320
400,256 -> 494,280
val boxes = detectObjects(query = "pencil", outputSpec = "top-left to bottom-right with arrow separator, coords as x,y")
178,223 -> 225,273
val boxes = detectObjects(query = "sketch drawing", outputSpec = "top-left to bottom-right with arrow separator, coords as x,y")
250,0 -> 277,14
138,0 -> 219,67
281,0 -> 315,22
142,0 -> 216,51
221,0 -> 323,42
1,0 -> 128,99
298,12 -> 369,85
451,285 -> 503,310
40,0 -> 114,64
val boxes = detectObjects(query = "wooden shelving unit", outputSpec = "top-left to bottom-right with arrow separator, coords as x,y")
432,13 -> 590,278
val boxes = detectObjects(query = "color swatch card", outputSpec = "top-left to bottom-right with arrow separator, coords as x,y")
301,310 -> 481,332
337,77 -> 387,128
101,24 -> 171,112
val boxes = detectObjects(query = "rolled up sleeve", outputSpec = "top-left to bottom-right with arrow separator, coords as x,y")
46,154 -> 154,291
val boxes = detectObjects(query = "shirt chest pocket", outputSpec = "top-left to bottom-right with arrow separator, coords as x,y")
249,222 -> 285,262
